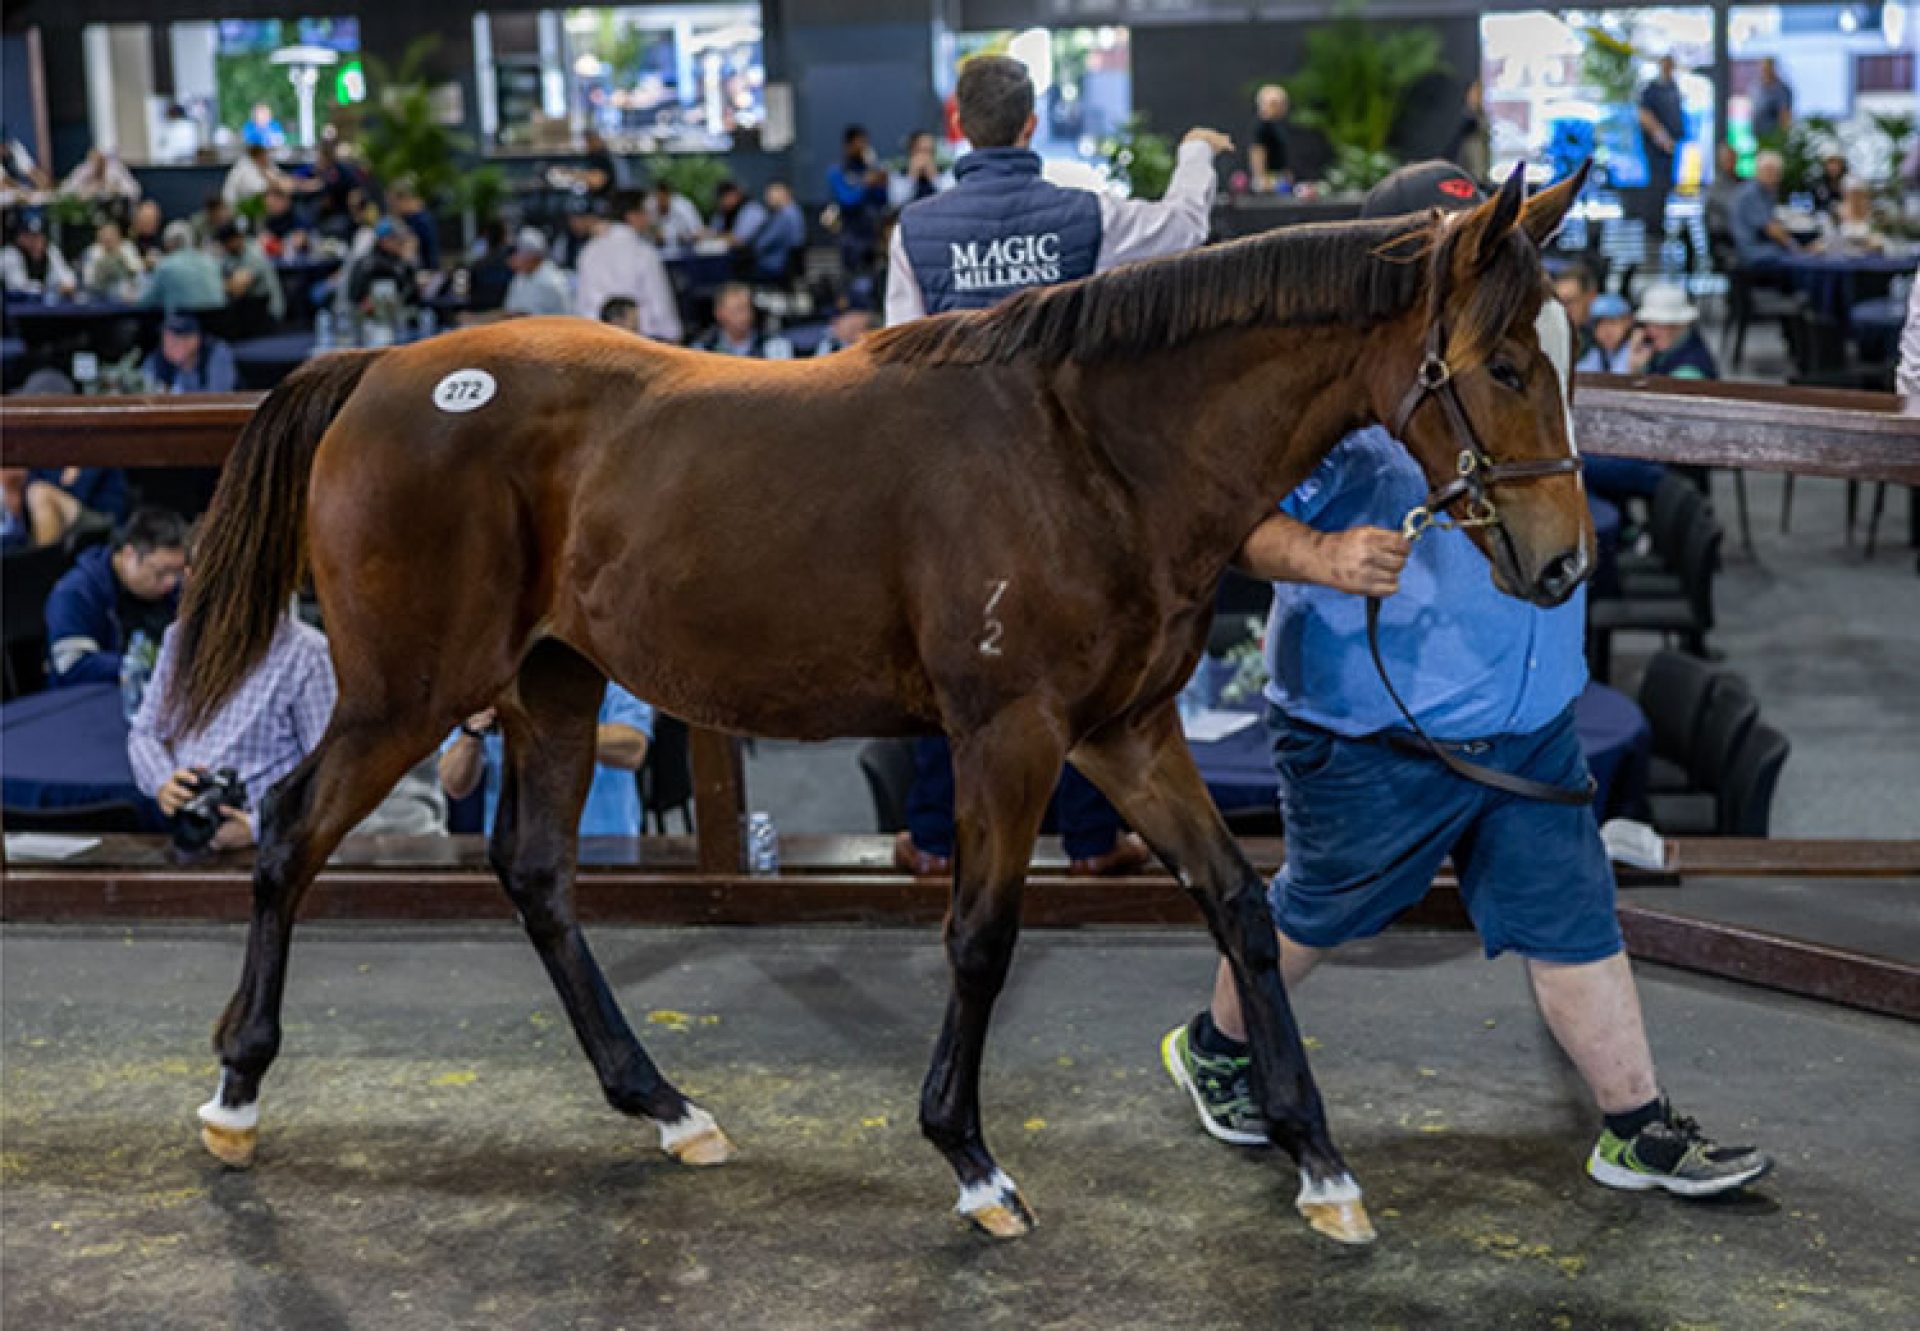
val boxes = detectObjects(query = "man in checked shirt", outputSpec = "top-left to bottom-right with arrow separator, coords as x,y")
128,612 -> 334,851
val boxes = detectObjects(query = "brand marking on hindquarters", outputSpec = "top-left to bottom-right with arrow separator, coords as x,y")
979,579 -> 1009,657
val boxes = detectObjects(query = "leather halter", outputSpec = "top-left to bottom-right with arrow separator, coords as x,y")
1365,314 -> 1595,808
1387,317 -> 1584,542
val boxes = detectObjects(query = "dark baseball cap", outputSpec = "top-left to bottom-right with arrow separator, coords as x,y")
162,313 -> 201,336
1360,161 -> 1485,220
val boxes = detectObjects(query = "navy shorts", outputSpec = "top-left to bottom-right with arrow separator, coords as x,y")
1266,703 -> 1622,964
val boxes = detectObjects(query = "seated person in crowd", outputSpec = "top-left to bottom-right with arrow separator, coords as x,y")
570,199 -> 680,341
599,296 -> 640,333
144,313 -> 238,394
44,506 -> 187,687
1550,260 -> 1598,364
215,221 -> 286,322
1809,151 -> 1847,214
387,178 -> 440,273
813,292 -> 874,355
502,227 -> 573,317
438,685 -> 654,838
644,180 -> 705,249
243,101 -> 286,149
192,193 -> 235,247
258,185 -> 310,257
691,282 -> 764,357
142,221 -> 227,314
2,218 -> 77,298
1,469 -> 75,551
889,130 -> 951,208
462,220 -> 515,313
1731,151 -> 1801,274
1828,178 -> 1881,251
346,219 -> 421,309
1628,284 -> 1718,380
710,180 -> 759,239
12,368 -> 128,540
747,180 -> 805,284
80,221 -> 147,300
1575,293 -> 1636,374
60,147 -> 141,201
1703,142 -> 1743,244
223,143 -> 291,207
128,607 -> 448,849
129,199 -> 166,264
307,140 -> 366,238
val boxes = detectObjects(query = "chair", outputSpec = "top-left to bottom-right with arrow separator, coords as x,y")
1587,507 -> 1721,683
638,714 -> 694,834
1635,649 -> 1717,794
1618,475 -> 1704,599
1687,675 -> 1758,793
1780,305 -> 1896,540
1718,722 -> 1791,837
857,738 -> 916,835
1,542 -> 70,700
1,800 -> 148,834
1711,233 -> 1800,373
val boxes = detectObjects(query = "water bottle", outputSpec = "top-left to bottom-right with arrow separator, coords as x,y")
419,305 -> 438,340
315,308 -> 335,352
762,334 -> 794,361
747,812 -> 781,876
119,630 -> 153,721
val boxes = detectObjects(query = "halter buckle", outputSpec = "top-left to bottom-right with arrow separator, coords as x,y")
1455,449 -> 1481,477
1416,355 -> 1452,391
1401,506 -> 1435,542
1459,497 -> 1501,529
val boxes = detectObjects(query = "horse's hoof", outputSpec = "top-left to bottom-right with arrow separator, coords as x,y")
957,1171 -> 1035,1240
200,1122 -> 257,1169
1296,1172 -> 1376,1246
658,1105 -> 734,1166
197,1092 -> 259,1169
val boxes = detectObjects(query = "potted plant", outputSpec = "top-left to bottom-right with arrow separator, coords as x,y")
642,154 -> 731,217
1101,115 -> 1176,201
361,35 -> 474,217
1285,0 -> 1447,193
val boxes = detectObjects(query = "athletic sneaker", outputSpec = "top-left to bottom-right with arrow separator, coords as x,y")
1160,1017 -> 1267,1147
1587,1103 -> 1772,1198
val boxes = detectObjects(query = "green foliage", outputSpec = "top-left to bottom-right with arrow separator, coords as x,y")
1871,111 -> 1915,184
1286,0 -> 1445,180
1760,113 -> 1838,197
642,154 -> 731,215
1325,145 -> 1401,193
360,36 -> 474,213
1579,27 -> 1640,105
450,165 -> 509,226
1101,115 -> 1176,201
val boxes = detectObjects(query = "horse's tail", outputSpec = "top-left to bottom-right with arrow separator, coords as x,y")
165,349 -> 384,735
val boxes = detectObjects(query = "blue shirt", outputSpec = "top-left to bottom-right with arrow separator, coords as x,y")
442,684 -> 655,838
1262,427 -> 1588,741
750,203 -> 804,281
1731,181 -> 1786,265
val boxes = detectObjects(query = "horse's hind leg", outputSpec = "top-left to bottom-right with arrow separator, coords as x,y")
921,701 -> 1061,1239
1071,704 -> 1373,1245
490,640 -> 731,1164
200,709 -> 441,1167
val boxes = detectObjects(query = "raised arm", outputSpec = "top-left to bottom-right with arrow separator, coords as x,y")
1235,511 -> 1410,598
1095,131 -> 1227,270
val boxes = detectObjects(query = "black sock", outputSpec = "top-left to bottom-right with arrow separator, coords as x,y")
1604,1095 -> 1665,1140
1192,1011 -> 1248,1058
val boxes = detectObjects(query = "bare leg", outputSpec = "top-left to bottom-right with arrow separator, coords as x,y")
1527,953 -> 1660,1114
200,711 -> 441,1165
490,642 -> 727,1162
921,702 -> 1062,1238
1073,705 -> 1370,1244
1210,933 -> 1325,1041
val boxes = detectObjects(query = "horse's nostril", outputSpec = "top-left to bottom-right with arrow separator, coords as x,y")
1537,550 -> 1586,600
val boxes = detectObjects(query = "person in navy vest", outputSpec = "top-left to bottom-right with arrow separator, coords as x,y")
884,54 -> 1229,877
1159,162 -> 1770,1203
44,506 -> 188,687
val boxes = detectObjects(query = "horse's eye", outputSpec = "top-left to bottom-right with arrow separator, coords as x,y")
1488,360 -> 1525,393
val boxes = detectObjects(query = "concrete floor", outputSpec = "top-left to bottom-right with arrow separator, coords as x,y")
4,923 -> 1917,1329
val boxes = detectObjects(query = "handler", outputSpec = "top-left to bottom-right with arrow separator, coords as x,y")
1162,162 -> 1771,1200
886,52 -> 1231,876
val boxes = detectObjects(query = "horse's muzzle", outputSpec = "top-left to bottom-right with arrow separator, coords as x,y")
1531,546 -> 1590,608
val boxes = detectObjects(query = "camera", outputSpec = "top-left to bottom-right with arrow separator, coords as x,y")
172,767 -> 249,855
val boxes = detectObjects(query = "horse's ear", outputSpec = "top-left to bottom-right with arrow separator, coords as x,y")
1467,164 -> 1527,270
1522,161 -> 1590,248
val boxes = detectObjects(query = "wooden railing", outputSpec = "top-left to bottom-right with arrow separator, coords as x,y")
3,378 -> 1917,1019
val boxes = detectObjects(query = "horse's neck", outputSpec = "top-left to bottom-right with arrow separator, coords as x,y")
1072,321 -> 1389,586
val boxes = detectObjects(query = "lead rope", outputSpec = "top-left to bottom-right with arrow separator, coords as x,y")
1363,527 -> 1595,808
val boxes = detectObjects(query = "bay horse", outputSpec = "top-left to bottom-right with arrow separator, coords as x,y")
169,165 -> 1591,1245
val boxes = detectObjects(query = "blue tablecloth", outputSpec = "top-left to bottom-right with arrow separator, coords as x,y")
231,331 -> 317,389
1,682 -> 164,827
1193,681 -> 1651,823
3,297 -> 162,348
1850,294 -> 1906,363
1783,252 -> 1916,327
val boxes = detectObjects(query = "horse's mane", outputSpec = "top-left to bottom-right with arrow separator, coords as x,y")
867,213 -> 1452,369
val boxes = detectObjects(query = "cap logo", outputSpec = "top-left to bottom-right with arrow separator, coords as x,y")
1438,177 -> 1476,200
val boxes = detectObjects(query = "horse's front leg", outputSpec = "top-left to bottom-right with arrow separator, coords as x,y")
921,701 -> 1063,1239
1072,703 -> 1374,1244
